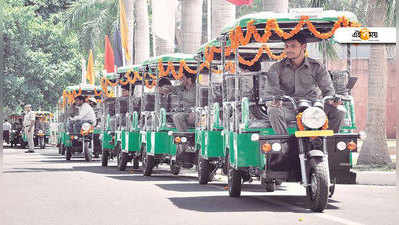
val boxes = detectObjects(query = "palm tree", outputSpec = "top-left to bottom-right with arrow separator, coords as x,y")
211,0 -> 236,39
133,0 -> 150,63
151,0 -> 178,55
263,0 -> 288,13
181,0 -> 203,54
64,0 -> 118,57
357,0 -> 392,166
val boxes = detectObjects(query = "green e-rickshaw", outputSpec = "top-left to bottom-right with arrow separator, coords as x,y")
215,10 -> 362,212
140,53 -> 199,176
60,84 -> 102,161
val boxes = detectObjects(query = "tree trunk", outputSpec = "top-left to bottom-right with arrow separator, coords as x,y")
152,0 -> 177,56
263,0 -> 288,13
134,0 -> 150,64
123,0 -> 134,65
357,0 -> 392,165
181,0 -> 203,54
211,0 -> 236,40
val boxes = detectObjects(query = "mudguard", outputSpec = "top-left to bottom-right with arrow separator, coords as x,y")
308,150 -> 325,158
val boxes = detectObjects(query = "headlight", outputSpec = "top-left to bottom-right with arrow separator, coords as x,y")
336,141 -> 346,151
272,143 -> 282,152
359,131 -> 367,140
38,130 -> 43,134
251,134 -> 259,141
301,107 -> 327,129
181,137 -> 187,143
81,123 -> 91,131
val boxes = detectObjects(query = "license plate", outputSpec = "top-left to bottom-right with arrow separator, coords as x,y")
295,130 -> 334,137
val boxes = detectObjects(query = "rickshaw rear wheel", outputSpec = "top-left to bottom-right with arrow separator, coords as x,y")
66,147 -> 72,160
101,150 -> 109,167
306,157 -> 329,212
228,168 -> 242,197
143,152 -> 154,176
198,157 -> 210,184
118,152 -> 128,171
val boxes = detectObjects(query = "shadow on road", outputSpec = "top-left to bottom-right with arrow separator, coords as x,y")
168,194 -> 339,213
107,173 -> 198,182
156,183 -> 226,192
168,195 -> 310,213
3,167 -> 74,173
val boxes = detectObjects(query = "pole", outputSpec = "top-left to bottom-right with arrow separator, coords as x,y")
207,0 -> 212,41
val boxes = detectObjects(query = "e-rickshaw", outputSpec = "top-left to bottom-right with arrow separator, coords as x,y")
60,84 -> 102,161
100,66 -> 143,170
117,65 -> 143,170
215,10 -> 362,212
100,73 -> 120,167
9,114 -> 24,148
140,53 -> 198,176
32,111 -> 52,149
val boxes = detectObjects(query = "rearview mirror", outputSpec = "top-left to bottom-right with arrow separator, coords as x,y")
346,77 -> 358,90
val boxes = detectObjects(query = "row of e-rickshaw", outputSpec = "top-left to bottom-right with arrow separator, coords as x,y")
9,111 -> 52,149
57,10 -> 364,212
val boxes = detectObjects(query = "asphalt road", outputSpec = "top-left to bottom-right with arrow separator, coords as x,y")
1,146 -> 398,225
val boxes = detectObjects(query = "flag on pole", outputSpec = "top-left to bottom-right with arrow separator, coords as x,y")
104,35 -> 115,73
119,0 -> 131,63
225,0 -> 253,6
86,50 -> 94,85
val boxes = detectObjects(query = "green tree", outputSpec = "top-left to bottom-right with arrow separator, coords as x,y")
2,0 -> 81,112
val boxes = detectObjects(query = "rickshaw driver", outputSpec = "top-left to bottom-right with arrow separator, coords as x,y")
263,32 -> 346,137
165,73 -> 196,132
70,95 -> 97,133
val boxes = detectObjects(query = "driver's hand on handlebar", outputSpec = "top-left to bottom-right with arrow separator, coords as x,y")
271,99 -> 283,108
327,99 -> 342,107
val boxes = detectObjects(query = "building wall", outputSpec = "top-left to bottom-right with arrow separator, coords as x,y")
328,59 -> 397,138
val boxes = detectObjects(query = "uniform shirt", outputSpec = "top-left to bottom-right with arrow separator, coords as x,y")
72,102 -> 96,123
262,57 -> 335,100
23,111 -> 35,127
3,122 -> 11,131
171,85 -> 196,110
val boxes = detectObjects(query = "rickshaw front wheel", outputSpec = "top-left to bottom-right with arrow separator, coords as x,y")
118,152 -> 128,171
66,147 -> 72,161
101,150 -> 109,167
143,152 -> 155,176
198,157 -> 210,184
170,161 -> 181,175
306,157 -> 329,212
228,168 -> 242,197
132,158 -> 139,169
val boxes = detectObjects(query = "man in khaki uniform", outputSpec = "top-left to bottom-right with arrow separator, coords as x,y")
263,32 -> 346,135
171,73 -> 196,131
23,104 -> 35,153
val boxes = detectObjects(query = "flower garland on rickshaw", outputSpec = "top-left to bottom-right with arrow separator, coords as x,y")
98,15 -> 360,94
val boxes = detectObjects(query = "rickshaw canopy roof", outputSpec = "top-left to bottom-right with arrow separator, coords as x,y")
117,64 -> 142,74
64,84 -> 102,92
221,10 -> 358,34
142,53 -> 197,65
103,73 -> 119,80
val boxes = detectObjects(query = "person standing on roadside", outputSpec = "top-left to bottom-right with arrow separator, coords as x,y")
3,119 -> 11,145
23,105 -> 35,153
